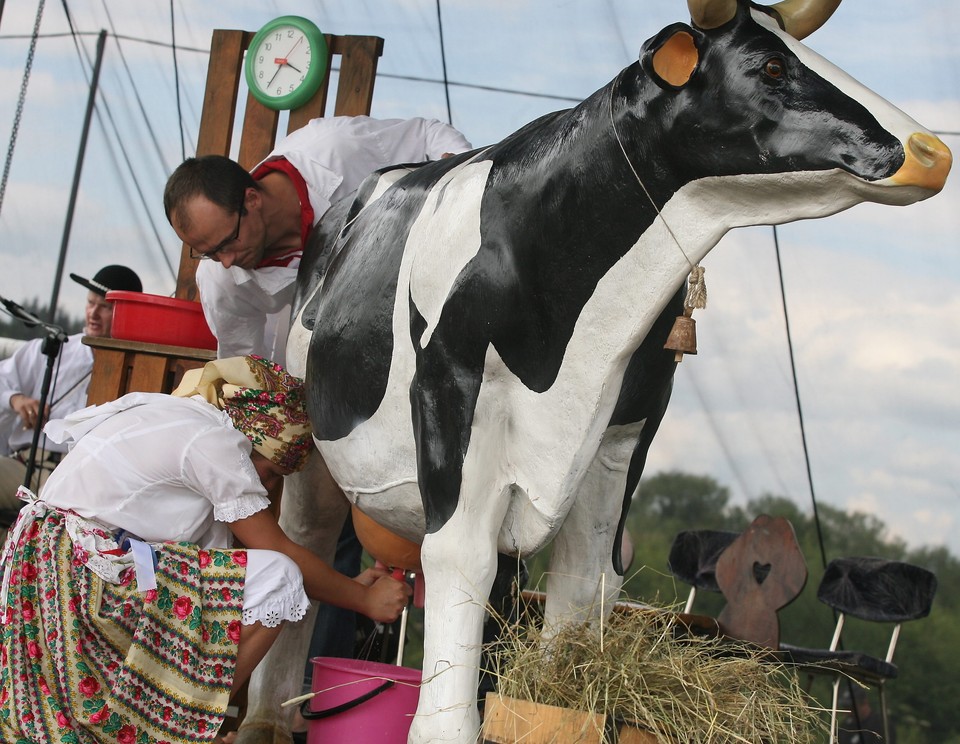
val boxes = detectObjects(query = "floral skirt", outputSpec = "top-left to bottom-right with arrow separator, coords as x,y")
0,508 -> 247,744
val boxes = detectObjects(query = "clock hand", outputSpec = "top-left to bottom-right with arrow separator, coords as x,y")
282,36 -> 304,59
265,63 -> 284,88
266,36 -> 305,87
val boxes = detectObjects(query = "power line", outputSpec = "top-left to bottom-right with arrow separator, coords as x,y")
98,0 -> 171,174
772,225 -> 829,572
0,30 -> 586,106
56,6 -> 177,284
435,0 -> 452,125
169,0 -> 185,162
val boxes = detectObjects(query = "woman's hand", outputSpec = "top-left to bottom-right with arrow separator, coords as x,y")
230,509 -> 412,621
361,574 -> 412,623
354,565 -> 390,587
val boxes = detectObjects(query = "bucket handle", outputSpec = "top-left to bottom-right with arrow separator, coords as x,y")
299,679 -> 396,720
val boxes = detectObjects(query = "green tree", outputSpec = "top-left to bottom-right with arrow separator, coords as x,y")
634,470 -> 732,526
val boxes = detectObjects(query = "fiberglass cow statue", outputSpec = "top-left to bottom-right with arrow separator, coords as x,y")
238,0 -> 951,742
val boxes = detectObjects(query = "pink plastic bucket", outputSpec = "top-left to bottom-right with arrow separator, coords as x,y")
303,657 -> 421,744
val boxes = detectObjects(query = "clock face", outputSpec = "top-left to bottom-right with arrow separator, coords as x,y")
245,17 -> 327,110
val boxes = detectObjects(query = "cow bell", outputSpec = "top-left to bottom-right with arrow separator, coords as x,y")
664,308 -> 697,362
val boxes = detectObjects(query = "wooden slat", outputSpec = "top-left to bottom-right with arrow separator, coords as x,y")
286,35 -> 334,134
481,695 -> 606,744
83,336 -> 216,360
85,348 -> 128,406
176,29 -> 247,300
332,35 -> 384,116
481,695 -> 662,744
125,353 -> 170,395
237,93 -> 281,169
195,30 -> 247,157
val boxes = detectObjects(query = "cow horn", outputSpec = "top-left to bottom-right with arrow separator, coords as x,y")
768,0 -> 842,39
687,0 -> 738,29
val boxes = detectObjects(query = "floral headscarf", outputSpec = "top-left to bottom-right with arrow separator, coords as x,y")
171,355 -> 313,472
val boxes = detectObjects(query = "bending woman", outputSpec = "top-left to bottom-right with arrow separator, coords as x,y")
0,355 -> 410,743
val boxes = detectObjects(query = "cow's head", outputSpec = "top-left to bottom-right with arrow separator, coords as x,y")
619,0 -> 949,221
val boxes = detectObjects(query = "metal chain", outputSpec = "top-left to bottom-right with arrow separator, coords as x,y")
0,0 -> 47,218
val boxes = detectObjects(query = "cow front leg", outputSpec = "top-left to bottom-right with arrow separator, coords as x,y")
404,347 -> 504,743
410,507 -> 502,744
237,453 -> 350,744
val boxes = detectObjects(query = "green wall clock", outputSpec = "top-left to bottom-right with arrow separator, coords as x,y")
245,16 -> 328,111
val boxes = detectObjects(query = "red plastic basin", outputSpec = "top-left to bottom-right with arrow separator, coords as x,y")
106,290 -> 217,350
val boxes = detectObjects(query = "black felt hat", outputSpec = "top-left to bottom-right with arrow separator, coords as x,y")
69,265 -> 143,296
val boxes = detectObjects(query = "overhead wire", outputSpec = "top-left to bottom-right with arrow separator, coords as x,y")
435,0 -> 452,125
57,0 -> 178,284
169,0 -> 185,162
98,0 -> 171,174
0,30 -> 585,105
772,225 -> 828,571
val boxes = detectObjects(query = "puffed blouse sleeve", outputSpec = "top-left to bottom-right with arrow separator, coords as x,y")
180,420 -> 271,523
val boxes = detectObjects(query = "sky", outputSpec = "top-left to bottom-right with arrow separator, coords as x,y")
0,1 -> 958,557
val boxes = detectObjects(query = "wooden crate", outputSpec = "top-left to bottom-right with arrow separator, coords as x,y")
481,694 -> 660,744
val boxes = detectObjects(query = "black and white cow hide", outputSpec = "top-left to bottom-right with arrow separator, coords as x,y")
238,1 -> 951,742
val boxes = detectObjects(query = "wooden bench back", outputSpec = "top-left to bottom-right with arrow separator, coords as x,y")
174,29 -> 384,300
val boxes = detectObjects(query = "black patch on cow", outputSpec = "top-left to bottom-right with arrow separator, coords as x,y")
609,286 -> 685,574
303,155 -> 477,440
299,4 -> 909,535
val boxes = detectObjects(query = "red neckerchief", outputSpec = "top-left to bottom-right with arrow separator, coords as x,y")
251,156 -> 315,268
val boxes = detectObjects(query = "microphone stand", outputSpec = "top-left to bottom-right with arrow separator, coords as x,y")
0,294 -> 68,489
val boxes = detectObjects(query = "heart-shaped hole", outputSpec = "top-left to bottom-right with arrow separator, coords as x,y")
753,561 -> 772,584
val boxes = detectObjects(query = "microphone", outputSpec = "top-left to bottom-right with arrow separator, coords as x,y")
0,294 -> 67,341
0,296 -> 40,327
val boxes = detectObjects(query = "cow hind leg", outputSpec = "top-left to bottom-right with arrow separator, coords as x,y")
542,431 -> 636,634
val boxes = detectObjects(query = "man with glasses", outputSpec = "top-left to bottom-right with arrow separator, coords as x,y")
163,117 -> 471,728
163,115 -> 472,366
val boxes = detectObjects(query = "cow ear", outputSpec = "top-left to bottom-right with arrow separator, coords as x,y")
641,23 -> 702,89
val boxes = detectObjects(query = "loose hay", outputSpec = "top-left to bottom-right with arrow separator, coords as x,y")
487,604 -> 825,743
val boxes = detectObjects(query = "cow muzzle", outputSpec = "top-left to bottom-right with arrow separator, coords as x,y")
891,132 -> 952,193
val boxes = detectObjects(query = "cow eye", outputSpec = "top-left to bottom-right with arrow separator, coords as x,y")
764,57 -> 785,79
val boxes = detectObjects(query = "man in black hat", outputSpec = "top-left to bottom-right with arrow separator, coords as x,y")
0,264 -> 142,540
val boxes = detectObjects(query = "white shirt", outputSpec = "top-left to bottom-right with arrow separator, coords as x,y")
0,332 -> 93,455
41,393 -> 270,548
196,115 -> 474,365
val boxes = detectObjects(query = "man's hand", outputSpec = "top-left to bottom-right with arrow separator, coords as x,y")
10,394 -> 48,431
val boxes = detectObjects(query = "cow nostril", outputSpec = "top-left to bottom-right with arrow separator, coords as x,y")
890,131 -> 951,190
909,132 -> 940,169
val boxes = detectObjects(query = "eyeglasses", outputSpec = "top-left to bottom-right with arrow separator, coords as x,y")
189,195 -> 245,260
